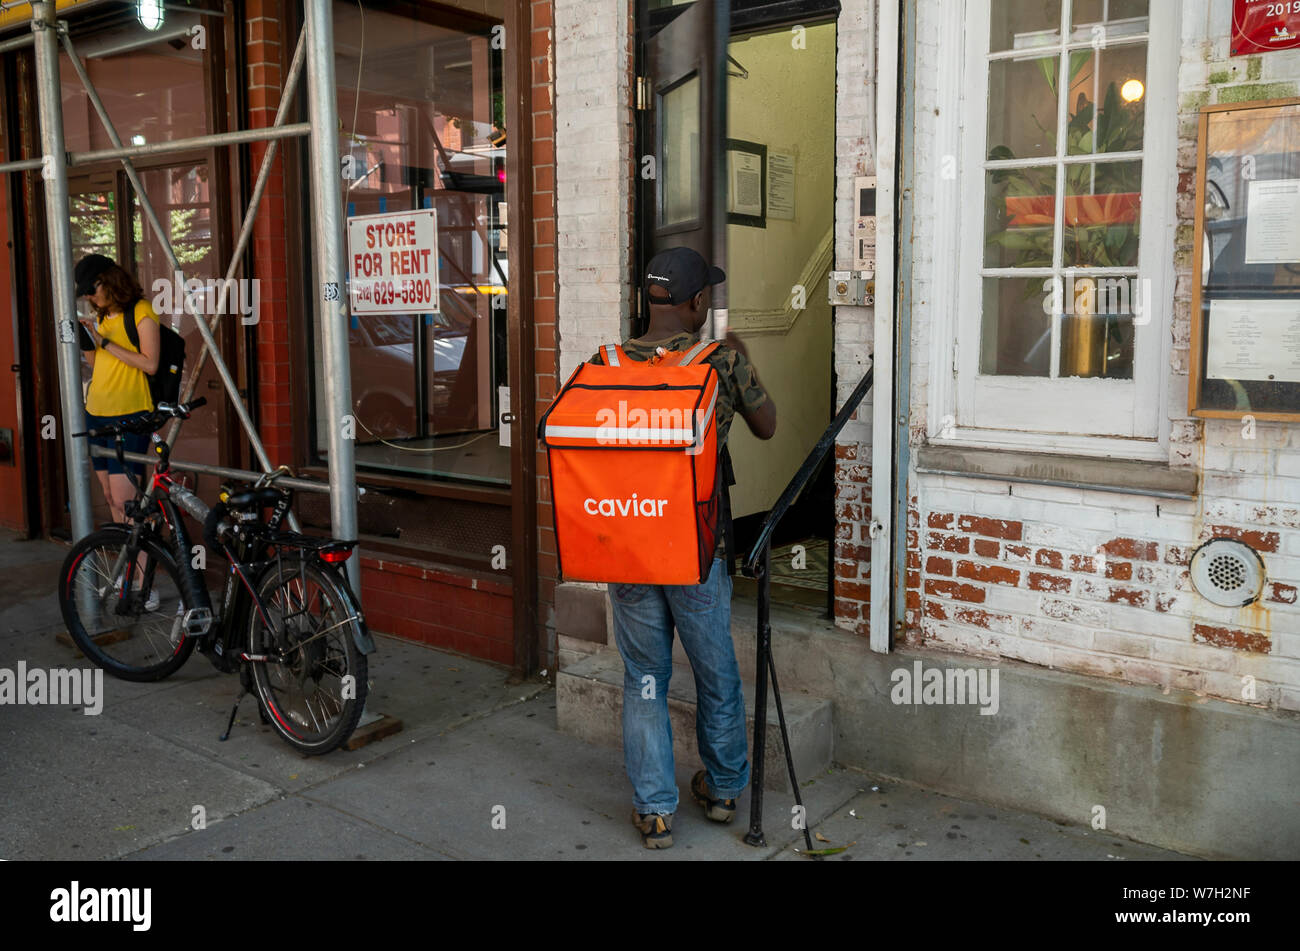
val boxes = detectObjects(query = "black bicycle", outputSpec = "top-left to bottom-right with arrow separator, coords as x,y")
58,398 -> 374,755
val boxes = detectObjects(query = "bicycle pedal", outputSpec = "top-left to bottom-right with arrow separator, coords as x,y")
168,609 -> 186,646
181,607 -> 213,636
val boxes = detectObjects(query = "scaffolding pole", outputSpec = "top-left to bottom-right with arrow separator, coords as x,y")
88,445 -> 360,497
0,155 -> 47,175
304,0 -> 359,591
67,123 -> 312,166
31,0 -> 93,542
0,31 -> 33,55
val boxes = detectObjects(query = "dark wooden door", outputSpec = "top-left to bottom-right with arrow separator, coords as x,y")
639,1 -> 730,332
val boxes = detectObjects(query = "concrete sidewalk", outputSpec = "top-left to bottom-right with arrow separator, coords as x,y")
0,530 -> 1190,861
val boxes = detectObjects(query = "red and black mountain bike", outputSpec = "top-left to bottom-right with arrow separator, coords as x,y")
58,398 -> 374,755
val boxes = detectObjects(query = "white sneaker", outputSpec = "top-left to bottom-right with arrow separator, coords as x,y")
97,576 -> 160,612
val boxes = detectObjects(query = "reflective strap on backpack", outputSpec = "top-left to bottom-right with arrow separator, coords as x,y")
679,340 -> 720,366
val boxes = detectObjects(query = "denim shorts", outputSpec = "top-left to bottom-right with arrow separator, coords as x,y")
86,410 -> 151,476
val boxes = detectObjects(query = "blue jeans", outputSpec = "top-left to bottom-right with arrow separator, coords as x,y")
609,558 -> 750,815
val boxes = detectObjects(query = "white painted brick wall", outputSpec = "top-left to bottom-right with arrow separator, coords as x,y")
833,0 -> 876,440
554,0 -> 633,381
902,0 -> 1300,711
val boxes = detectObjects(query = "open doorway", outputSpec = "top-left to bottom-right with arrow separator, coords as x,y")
723,20 -> 836,613
636,4 -> 838,612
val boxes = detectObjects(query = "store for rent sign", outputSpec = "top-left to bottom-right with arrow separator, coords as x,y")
347,209 -> 440,315
1232,0 -> 1300,55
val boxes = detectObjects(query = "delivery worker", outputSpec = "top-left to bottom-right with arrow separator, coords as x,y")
589,247 -> 776,848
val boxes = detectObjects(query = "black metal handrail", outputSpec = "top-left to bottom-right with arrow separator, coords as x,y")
743,361 -> 875,575
741,357 -> 874,852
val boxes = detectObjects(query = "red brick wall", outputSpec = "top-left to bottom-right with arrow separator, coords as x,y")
832,445 -> 871,636
361,554 -> 514,666
244,0 -> 294,466
908,488 -> 1299,709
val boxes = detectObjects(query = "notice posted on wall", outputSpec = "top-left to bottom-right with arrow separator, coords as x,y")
347,209 -> 440,315
1206,298 -> 1300,382
768,150 -> 796,220
1244,179 -> 1300,264
728,150 -> 764,218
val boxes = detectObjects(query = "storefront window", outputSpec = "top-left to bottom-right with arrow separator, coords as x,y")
60,9 -> 210,153
316,0 -> 509,485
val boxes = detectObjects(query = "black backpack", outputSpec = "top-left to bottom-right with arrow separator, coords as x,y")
120,297 -> 186,408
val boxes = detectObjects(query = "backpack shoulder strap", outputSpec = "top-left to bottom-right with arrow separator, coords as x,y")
678,340 -> 720,366
121,296 -> 143,352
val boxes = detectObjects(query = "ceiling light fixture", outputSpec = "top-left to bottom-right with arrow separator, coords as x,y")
137,0 -> 164,31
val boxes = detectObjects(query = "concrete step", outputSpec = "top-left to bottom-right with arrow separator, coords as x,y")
556,650 -> 834,794
672,596 -> 855,699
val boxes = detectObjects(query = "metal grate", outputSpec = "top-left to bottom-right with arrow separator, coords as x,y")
1190,538 -> 1265,608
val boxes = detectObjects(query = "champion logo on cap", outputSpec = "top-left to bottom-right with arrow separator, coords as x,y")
643,247 -> 725,305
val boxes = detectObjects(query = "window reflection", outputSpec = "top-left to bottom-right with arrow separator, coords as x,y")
60,13 -> 209,153
324,1 -> 509,485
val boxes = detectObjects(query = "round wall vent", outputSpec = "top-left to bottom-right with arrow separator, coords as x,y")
1189,538 -> 1265,607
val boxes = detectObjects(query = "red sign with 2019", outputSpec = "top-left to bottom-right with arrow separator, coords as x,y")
1233,0 -> 1300,55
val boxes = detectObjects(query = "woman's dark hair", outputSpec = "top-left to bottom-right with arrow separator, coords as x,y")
92,264 -> 144,321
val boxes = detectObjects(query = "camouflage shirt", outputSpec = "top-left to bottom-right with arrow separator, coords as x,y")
588,331 -> 770,563
587,331 -> 770,446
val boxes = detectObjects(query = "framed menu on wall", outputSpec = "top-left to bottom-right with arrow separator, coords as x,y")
1190,98 -> 1300,419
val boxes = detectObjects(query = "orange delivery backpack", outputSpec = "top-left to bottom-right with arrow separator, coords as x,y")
539,339 -> 724,585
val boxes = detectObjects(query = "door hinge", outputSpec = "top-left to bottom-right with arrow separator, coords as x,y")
952,339 -> 959,378
635,76 -> 651,111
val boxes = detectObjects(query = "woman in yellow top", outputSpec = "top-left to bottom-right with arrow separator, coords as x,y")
74,254 -> 161,525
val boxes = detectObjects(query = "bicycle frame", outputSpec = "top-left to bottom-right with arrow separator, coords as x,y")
68,400 -> 373,753
152,464 -> 375,671
85,408 -> 374,666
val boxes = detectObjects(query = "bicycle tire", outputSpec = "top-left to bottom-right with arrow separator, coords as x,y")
247,555 -> 368,755
58,526 -> 197,682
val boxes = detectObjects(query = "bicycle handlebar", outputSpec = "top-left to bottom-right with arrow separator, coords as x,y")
71,397 -> 208,439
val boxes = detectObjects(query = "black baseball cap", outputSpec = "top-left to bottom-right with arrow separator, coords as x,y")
644,247 -> 725,305
74,253 -> 116,297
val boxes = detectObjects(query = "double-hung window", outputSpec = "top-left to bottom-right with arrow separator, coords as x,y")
948,0 -> 1177,452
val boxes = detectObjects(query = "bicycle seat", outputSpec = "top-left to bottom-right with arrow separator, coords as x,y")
72,397 -> 208,439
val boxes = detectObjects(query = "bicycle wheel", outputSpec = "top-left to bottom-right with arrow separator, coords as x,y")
59,526 -> 197,682
248,556 -> 368,755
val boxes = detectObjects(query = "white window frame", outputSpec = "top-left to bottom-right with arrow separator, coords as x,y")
928,0 -> 1179,460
